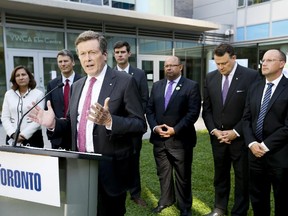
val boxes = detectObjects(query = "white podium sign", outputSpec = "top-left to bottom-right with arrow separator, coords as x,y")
0,151 -> 60,207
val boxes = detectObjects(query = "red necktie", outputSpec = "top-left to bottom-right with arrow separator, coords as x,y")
63,79 -> 70,117
78,77 -> 96,152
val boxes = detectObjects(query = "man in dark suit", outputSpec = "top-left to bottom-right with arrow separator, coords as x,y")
113,41 -> 149,207
202,43 -> 259,216
242,49 -> 288,216
146,56 -> 201,216
45,49 -> 82,149
29,30 -> 146,216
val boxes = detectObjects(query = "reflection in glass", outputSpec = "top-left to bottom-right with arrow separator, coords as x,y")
43,57 -> 57,92
139,39 -> 172,55
13,57 -> 34,75
142,60 -> 153,93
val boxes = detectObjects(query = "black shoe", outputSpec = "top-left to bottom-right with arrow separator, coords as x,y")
152,205 -> 169,213
180,208 -> 192,216
204,208 -> 225,216
131,197 -> 147,207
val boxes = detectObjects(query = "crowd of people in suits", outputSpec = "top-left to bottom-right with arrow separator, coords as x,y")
2,30 -> 288,216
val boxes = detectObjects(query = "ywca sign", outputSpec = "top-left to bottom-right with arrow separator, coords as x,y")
0,151 -> 60,207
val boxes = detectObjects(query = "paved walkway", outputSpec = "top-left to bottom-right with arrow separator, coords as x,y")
0,116 -> 207,147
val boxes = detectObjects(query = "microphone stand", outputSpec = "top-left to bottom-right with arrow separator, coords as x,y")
13,83 -> 64,147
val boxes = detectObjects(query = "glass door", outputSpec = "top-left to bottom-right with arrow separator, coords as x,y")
6,49 -> 58,92
137,55 -> 167,92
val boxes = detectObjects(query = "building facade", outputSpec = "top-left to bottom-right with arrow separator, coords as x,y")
0,0 -> 225,111
193,0 -> 288,73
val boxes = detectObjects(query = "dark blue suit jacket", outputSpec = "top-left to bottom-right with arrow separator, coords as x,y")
243,76 -> 288,168
146,76 -> 201,148
203,64 -> 259,136
51,66 -> 146,195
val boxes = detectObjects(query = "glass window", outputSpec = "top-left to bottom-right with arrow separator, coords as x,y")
139,38 -> 172,55
175,42 -> 203,84
248,0 -> 270,6
112,0 -> 135,10
234,46 -> 259,70
236,27 -> 245,41
247,23 -> 269,40
238,0 -> 245,7
6,28 -> 64,50
137,0 -> 173,16
67,32 -> 83,75
272,20 -> 288,37
81,0 -> 102,5
103,0 -> 109,5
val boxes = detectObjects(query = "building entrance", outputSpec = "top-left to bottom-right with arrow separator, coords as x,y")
6,49 -> 58,93
138,55 -> 167,92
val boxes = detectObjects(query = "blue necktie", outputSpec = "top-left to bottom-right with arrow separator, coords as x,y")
165,81 -> 174,109
255,83 -> 274,141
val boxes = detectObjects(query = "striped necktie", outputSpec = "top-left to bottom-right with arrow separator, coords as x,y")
255,83 -> 274,141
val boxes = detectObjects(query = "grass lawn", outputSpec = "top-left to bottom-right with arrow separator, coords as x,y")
125,130 -> 269,215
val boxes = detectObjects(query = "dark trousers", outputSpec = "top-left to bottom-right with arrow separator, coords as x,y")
211,138 -> 249,216
129,138 -> 142,199
97,181 -> 127,216
6,129 -> 44,148
153,142 -> 193,211
249,163 -> 288,216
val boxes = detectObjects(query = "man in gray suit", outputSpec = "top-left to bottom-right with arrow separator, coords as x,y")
113,41 -> 149,207
29,31 -> 146,216
203,43 -> 260,216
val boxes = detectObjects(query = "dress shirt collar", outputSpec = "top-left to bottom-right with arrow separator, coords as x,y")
265,73 -> 283,88
117,64 -> 130,73
166,75 -> 181,85
86,64 -> 107,83
62,71 -> 75,84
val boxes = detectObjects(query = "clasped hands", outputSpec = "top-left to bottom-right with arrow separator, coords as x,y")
155,124 -> 175,138
250,142 -> 266,158
214,129 -> 237,144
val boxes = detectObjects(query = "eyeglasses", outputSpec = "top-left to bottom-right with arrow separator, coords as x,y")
164,64 -> 180,68
260,59 -> 283,64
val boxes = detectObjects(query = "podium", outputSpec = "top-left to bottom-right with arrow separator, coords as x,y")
0,145 -> 111,216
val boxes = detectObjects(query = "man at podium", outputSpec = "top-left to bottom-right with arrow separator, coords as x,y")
28,30 -> 146,216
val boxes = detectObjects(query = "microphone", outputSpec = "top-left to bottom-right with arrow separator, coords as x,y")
13,82 -> 65,147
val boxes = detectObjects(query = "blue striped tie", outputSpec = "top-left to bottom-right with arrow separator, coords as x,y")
255,83 -> 274,141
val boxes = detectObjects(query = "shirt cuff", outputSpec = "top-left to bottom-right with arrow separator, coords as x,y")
248,141 -> 270,152
260,142 -> 270,152
233,129 -> 240,137
248,141 -> 258,148
210,128 -> 217,135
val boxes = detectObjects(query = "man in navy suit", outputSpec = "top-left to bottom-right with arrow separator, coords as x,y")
146,56 -> 201,216
45,49 -> 82,149
113,41 -> 149,207
29,31 -> 146,216
242,49 -> 288,216
202,43 -> 260,216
